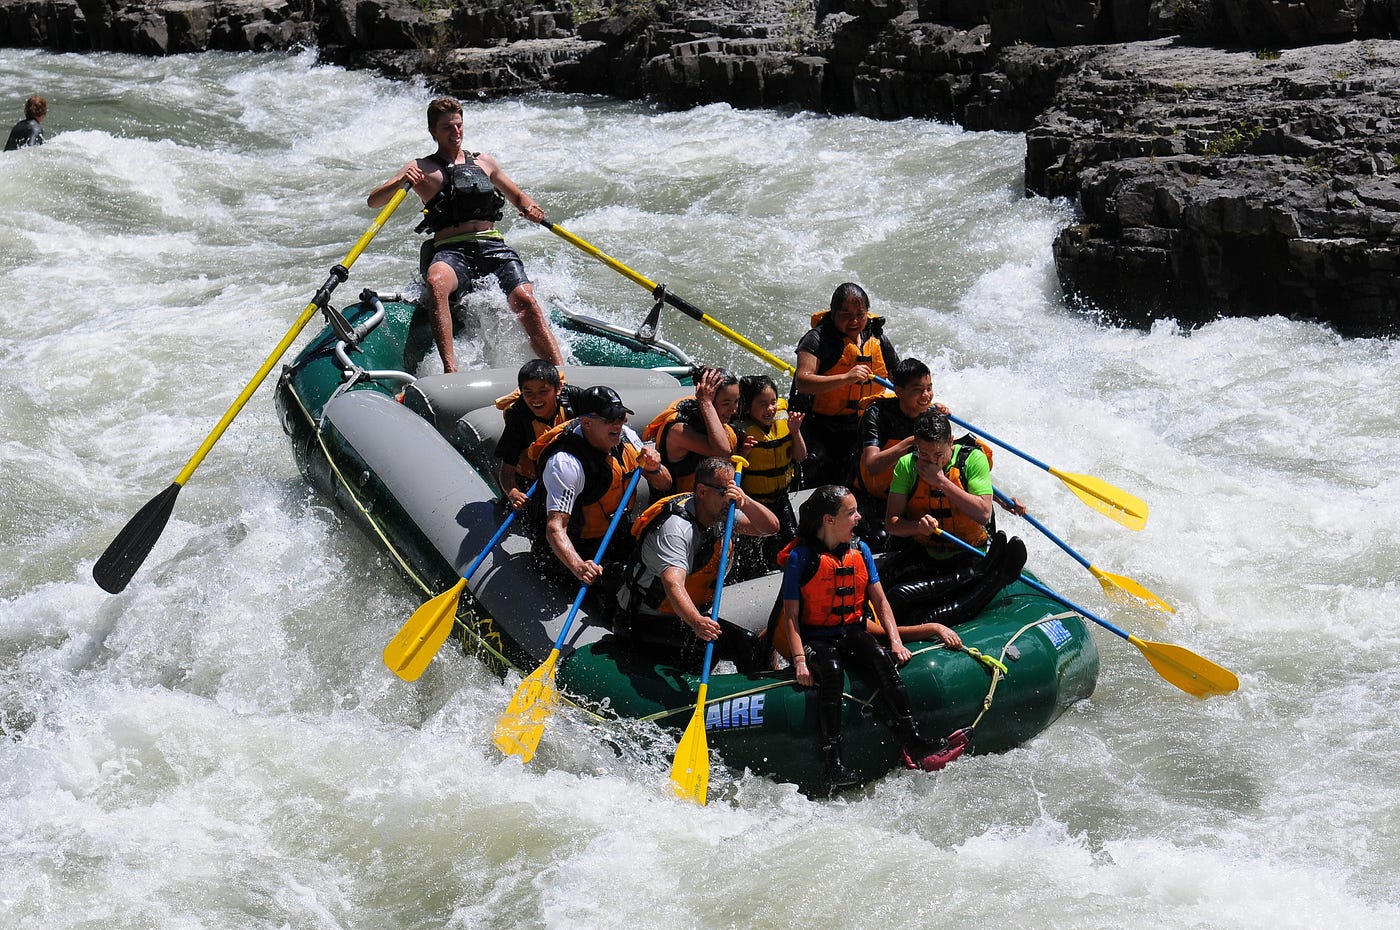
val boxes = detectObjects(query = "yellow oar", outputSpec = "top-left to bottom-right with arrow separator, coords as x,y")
542,217 -> 1149,534
92,183 -> 413,594
494,468 -> 645,762
945,410 -> 1147,530
541,221 -> 793,374
383,482 -> 538,681
671,457 -> 747,805
936,528 -> 1236,698
993,489 -> 1173,613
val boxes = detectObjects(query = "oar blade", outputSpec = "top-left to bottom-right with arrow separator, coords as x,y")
1092,565 -> 1176,614
1129,636 -> 1239,699
1052,468 -> 1149,531
670,703 -> 710,805
382,579 -> 466,681
493,651 -> 562,763
92,482 -> 182,594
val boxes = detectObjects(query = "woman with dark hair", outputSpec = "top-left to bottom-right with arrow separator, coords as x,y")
791,282 -> 900,487
775,485 -> 964,792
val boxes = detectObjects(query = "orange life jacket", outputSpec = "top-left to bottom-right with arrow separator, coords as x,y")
902,438 -> 994,550
642,398 -> 737,493
804,310 -> 891,418
527,420 -> 641,544
624,494 -> 727,616
777,539 -> 870,629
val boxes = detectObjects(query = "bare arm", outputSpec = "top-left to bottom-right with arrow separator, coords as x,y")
787,411 -> 808,463
794,349 -> 872,396
368,158 -> 428,208
476,152 -> 546,224
779,599 -> 811,685
867,580 -> 912,664
861,435 -> 916,479
728,485 -> 780,537
659,566 -> 719,641
884,490 -> 939,540
546,511 -> 599,584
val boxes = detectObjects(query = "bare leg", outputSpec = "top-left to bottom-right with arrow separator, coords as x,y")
508,282 -> 564,365
425,261 -> 460,373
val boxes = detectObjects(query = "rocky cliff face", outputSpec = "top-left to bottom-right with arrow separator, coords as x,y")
2,0 -> 1397,335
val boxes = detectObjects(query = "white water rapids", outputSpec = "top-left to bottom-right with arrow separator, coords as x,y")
2,47 -> 1399,929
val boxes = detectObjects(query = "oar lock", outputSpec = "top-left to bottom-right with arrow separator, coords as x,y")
637,284 -> 669,342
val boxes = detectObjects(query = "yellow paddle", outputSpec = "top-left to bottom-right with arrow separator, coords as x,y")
93,183 -> 413,594
383,482 -> 539,681
993,489 -> 1173,613
671,457 -> 748,805
493,467 -> 645,762
542,218 -> 1149,532
541,221 -> 792,374
936,529 -> 1236,698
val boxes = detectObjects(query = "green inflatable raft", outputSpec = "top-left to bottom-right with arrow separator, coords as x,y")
274,292 -> 1099,795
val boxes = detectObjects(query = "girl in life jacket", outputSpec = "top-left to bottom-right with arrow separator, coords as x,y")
730,375 -> 806,579
643,367 -> 741,493
775,486 -> 966,791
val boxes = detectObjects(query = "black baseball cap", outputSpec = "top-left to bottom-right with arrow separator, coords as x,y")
577,385 -> 634,420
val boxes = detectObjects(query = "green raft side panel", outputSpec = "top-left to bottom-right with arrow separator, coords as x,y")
558,582 -> 1099,793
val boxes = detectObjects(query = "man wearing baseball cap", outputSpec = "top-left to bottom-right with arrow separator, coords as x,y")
527,386 -> 672,584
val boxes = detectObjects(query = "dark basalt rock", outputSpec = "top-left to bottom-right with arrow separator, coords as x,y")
3,0 -> 1398,334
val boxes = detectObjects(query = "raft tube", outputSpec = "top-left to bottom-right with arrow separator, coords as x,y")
274,294 -> 1099,794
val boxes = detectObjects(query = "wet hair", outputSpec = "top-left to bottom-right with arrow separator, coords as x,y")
739,374 -> 778,412
426,97 -> 462,131
517,359 -> 561,388
892,357 -> 931,388
695,456 -> 733,488
24,95 -> 46,121
796,485 -> 853,546
913,410 -> 952,445
829,282 -> 870,314
691,365 -> 739,391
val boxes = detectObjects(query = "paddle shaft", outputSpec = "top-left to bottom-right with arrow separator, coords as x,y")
548,467 -> 645,654
541,221 -> 793,374
93,183 -> 411,594
468,482 -> 538,581
696,467 -> 745,694
175,183 -> 411,486
993,488 -> 1091,571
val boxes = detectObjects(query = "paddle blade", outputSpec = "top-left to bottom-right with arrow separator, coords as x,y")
92,482 -> 182,594
1091,565 -> 1176,614
1129,636 -> 1239,699
670,698 -> 710,805
382,579 -> 466,682
1051,468 -> 1149,531
493,650 -> 562,763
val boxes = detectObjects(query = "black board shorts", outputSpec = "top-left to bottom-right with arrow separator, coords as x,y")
430,237 -> 531,302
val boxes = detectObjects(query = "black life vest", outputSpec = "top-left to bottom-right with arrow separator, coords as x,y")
417,152 -> 505,233
527,422 -> 640,545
